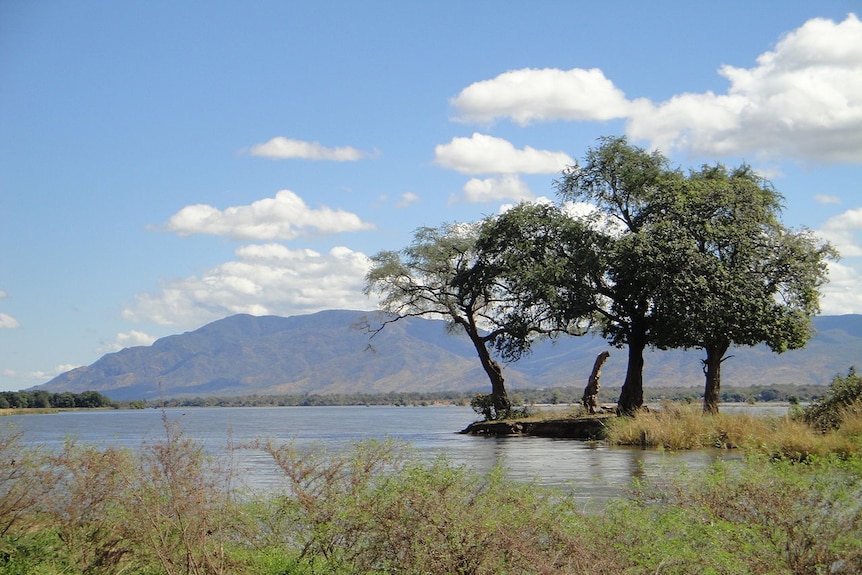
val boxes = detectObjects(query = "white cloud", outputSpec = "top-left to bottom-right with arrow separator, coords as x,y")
0,291 -> 15,328
451,67 -> 633,125
434,133 -> 573,175
628,14 -> 862,162
458,174 -> 535,203
815,194 -> 842,205
249,137 -> 370,161
396,192 -> 420,208
561,200 -> 599,220
164,189 -> 375,240
123,244 -> 376,327
97,330 -> 157,354
0,313 -> 20,329
4,364 -> 81,382
451,15 -> 862,164
820,259 -> 862,315
817,207 -> 862,257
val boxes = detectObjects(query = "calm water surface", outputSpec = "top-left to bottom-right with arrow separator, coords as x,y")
4,406 -> 734,508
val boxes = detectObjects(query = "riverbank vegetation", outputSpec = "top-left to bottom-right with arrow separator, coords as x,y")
606,368 -> 862,458
3,374 -> 862,575
0,390 -> 114,414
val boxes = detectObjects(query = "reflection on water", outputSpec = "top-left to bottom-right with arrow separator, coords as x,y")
4,406 -> 738,508
455,436 -> 730,509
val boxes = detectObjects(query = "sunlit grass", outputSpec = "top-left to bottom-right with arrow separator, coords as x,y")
605,401 -> 862,458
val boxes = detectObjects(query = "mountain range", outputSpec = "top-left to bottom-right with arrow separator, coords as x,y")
35,310 -> 862,400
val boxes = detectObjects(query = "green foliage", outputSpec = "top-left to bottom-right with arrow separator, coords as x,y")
470,393 -> 533,421
474,138 -> 834,414
0,390 -> 114,411
615,455 -> 862,574
252,439 -> 617,574
470,392 -> 496,420
804,367 -> 862,431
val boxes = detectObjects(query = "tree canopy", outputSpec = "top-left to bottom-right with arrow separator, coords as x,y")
364,223 -> 568,419
476,137 -> 835,414
366,136 -> 836,416
553,136 -> 682,413
648,164 -> 836,412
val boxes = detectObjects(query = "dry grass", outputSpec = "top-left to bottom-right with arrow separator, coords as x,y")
606,401 -> 862,458
0,407 -> 59,416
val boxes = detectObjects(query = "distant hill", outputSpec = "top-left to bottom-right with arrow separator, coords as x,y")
35,310 -> 861,400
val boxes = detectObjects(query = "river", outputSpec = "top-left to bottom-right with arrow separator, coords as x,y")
3,405 -> 743,509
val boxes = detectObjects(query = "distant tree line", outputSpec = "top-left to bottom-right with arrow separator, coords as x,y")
0,389 -> 114,410
128,382 -> 828,410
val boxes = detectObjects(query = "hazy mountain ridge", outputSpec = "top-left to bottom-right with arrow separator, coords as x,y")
36,310 -> 861,400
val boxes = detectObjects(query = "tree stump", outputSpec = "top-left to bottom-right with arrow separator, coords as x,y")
582,351 -> 610,414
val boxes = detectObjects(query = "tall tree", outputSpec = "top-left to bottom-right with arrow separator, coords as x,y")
650,165 -> 837,413
554,136 -> 680,413
364,223 -> 563,419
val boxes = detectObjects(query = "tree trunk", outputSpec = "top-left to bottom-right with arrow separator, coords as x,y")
470,333 -> 511,418
582,351 -> 610,414
702,340 -> 730,414
617,334 -> 646,415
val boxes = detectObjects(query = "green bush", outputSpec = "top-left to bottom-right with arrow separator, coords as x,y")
471,393 -> 533,421
608,454 -> 862,574
804,367 -> 862,431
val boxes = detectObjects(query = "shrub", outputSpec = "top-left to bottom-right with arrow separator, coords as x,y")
617,454 -> 862,574
0,425 -> 55,538
118,412 -> 246,575
40,440 -> 135,574
253,439 -> 620,574
471,393 -> 533,421
804,367 -> 862,431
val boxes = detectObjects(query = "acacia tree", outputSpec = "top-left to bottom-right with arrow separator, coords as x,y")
650,164 -> 836,413
364,223 -> 564,419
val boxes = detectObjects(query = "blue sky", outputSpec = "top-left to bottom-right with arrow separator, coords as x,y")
1,1 -> 861,392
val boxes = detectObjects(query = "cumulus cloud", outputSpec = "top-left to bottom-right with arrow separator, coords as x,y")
451,15 -> 862,164
817,207 -> 862,257
164,189 -> 375,240
820,260 -> 862,315
451,67 -> 633,125
632,14 -> 862,162
123,244 -> 375,327
249,137 -> 371,161
435,133 -> 573,175
458,174 -> 535,203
